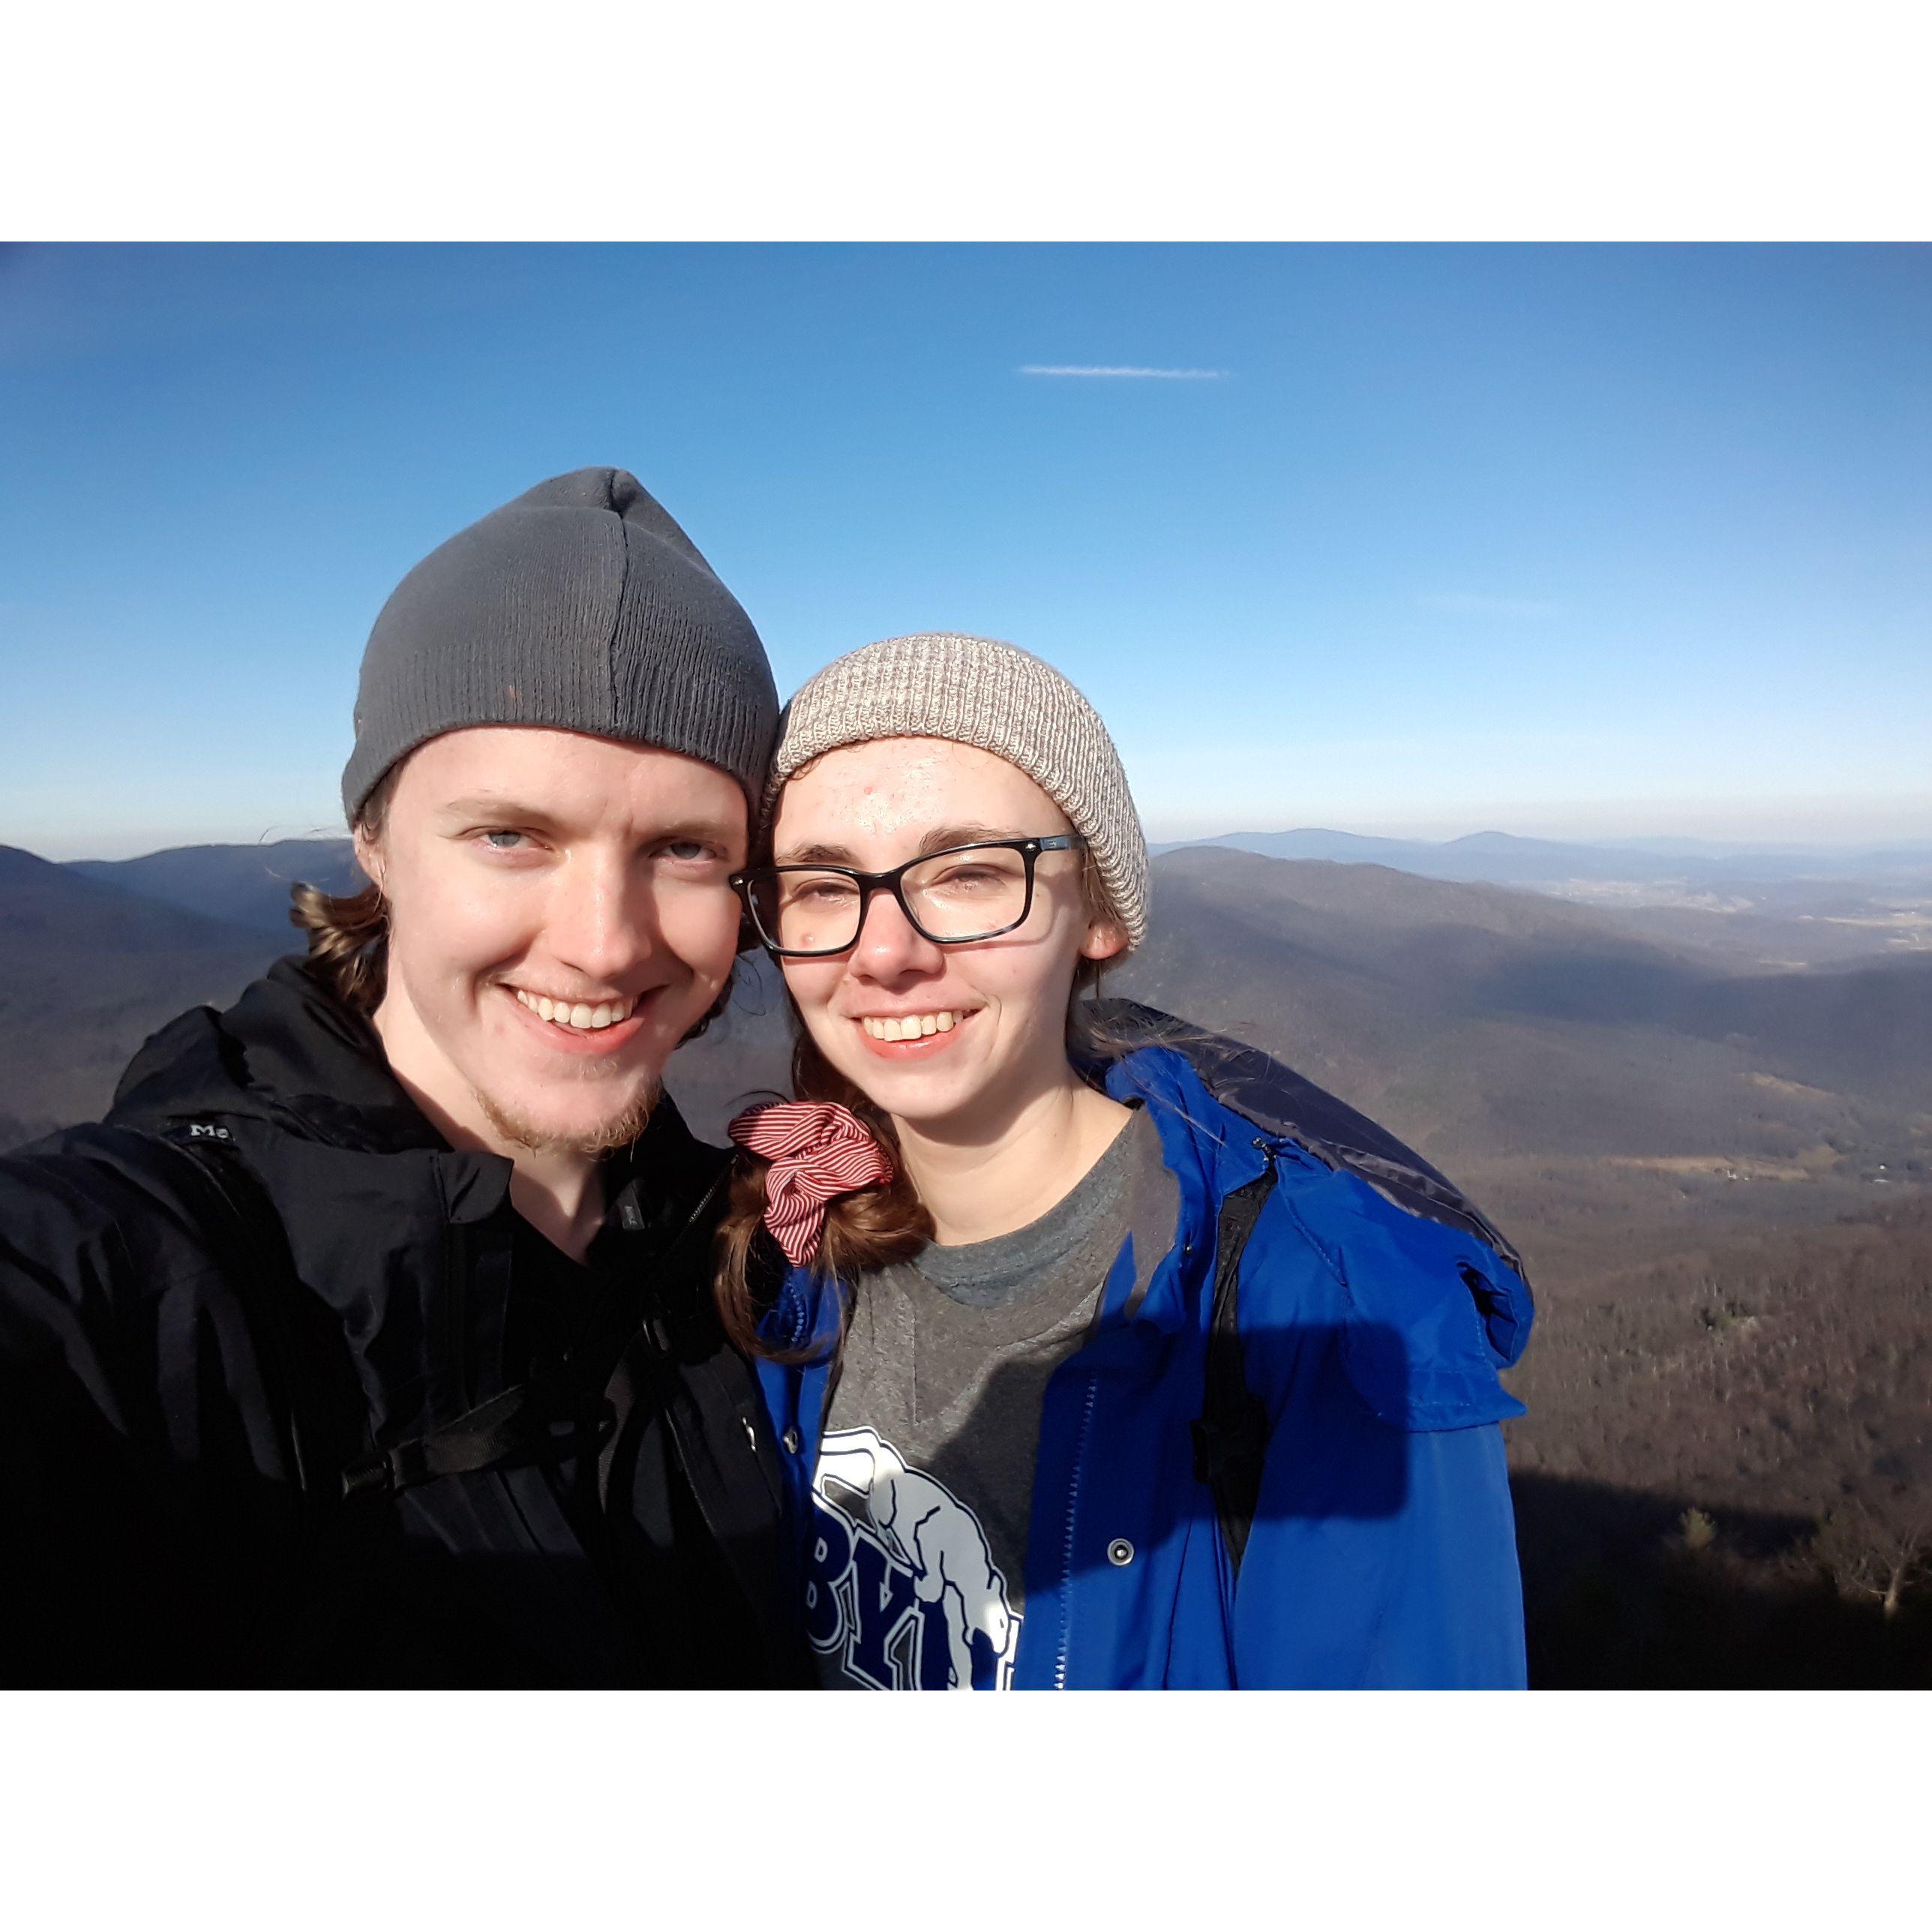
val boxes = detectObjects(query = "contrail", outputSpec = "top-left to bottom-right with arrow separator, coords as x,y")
1019,364 -> 1229,380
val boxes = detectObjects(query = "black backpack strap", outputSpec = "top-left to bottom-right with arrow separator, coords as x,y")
1192,1159 -> 1279,1577
341,1167 -> 728,1502
163,1123 -> 578,1505
160,1123 -> 326,1508
340,1379 -> 617,1498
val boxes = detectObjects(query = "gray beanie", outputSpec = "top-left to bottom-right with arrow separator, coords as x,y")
342,466 -> 778,820
771,633 -> 1150,948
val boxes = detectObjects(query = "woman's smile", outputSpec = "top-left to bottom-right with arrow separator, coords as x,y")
850,1005 -> 976,1056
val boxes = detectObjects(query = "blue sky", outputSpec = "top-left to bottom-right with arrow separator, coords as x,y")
2,242 -> 1926,860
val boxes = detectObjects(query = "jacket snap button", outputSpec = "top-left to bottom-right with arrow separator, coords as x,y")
782,1426 -> 802,1454
1107,1538 -> 1135,1567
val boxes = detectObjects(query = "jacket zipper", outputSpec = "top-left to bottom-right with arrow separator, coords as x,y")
1052,1369 -> 1102,1690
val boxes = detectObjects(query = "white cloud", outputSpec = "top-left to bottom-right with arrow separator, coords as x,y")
1018,364 -> 1230,380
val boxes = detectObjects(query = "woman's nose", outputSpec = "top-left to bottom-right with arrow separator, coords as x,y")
851,886 -> 944,976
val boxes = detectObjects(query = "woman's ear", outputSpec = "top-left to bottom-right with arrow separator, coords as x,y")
1080,916 -> 1129,964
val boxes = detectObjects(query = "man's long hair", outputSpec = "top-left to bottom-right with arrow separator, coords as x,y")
290,770 -> 396,1013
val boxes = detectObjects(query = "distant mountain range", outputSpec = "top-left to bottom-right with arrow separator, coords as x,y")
68,838 -> 365,932
0,845 -> 278,1149
1150,825 -> 1932,891
1120,845 -> 1932,1144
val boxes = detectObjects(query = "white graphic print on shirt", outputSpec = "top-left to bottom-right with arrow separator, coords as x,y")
809,1426 -> 1021,1690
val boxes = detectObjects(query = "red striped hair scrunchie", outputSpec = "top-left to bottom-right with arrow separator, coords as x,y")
727,1101 -> 896,1266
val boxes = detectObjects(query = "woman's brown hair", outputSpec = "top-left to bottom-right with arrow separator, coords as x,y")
712,850 -> 1132,1360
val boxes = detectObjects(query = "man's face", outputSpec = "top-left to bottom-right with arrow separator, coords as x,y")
360,726 -> 747,1158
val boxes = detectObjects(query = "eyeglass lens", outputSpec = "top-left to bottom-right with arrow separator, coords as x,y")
755,844 -> 1036,952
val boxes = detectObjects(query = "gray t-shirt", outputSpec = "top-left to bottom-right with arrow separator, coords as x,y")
810,1104 -> 1178,1690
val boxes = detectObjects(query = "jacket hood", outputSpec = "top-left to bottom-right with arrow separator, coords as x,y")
106,955 -> 446,1154
1093,1012 -> 1533,1388
1083,998 -> 1528,1279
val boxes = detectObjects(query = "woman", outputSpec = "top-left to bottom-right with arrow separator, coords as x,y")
718,633 -> 1533,1689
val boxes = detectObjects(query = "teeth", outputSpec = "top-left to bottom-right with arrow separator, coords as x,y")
861,1011 -> 963,1041
513,987 -> 635,1032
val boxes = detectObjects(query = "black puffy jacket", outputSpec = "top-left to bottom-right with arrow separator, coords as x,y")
0,957 -> 809,1688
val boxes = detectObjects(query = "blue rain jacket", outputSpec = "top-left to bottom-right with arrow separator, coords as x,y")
753,1004 -> 1534,1689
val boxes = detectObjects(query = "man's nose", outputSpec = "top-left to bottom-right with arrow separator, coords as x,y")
851,886 -> 945,977
545,850 -> 659,985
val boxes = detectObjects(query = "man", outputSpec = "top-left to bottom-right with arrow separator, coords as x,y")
0,467 -> 810,1687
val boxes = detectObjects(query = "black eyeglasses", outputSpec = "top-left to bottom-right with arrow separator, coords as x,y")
731,835 -> 1088,958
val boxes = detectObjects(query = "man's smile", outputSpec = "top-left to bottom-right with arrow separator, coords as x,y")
500,982 -> 654,1054
508,984 -> 640,1030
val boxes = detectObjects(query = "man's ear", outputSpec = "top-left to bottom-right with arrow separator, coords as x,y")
1080,916 -> 1129,964
352,825 -> 386,895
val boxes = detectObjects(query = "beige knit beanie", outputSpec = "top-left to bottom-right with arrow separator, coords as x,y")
770,633 -> 1150,949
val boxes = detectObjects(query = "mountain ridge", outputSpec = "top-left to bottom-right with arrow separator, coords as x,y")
0,844 -> 284,1148
68,838 -> 364,932
1149,824 -> 1932,887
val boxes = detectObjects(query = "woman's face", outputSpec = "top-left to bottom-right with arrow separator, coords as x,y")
770,736 -> 1126,1139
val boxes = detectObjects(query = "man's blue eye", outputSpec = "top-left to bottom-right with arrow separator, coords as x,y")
482,830 -> 524,850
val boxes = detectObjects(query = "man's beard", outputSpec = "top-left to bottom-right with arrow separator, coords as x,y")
472,1074 -> 660,1158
